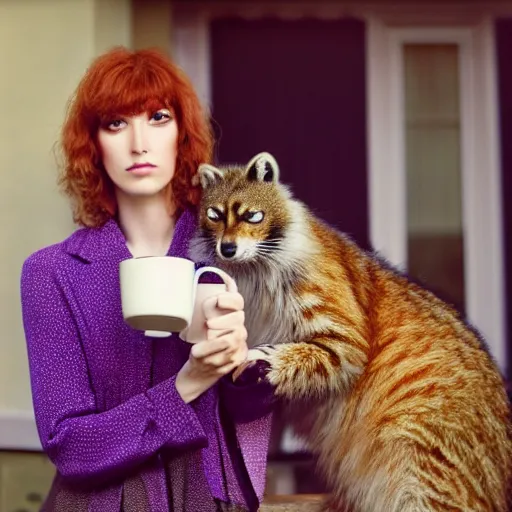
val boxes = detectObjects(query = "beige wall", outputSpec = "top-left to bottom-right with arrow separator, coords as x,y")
0,0 -> 131,448
132,0 -> 173,54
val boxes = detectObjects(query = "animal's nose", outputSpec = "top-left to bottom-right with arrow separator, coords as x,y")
220,242 -> 237,258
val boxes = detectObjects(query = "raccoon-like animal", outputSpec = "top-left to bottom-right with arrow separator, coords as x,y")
190,152 -> 512,512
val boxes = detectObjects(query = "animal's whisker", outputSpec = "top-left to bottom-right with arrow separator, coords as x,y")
260,245 -> 283,250
256,249 -> 280,254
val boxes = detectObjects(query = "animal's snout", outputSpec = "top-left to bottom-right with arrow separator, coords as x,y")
220,242 -> 237,259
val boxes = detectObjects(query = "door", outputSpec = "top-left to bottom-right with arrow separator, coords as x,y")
209,17 -> 370,249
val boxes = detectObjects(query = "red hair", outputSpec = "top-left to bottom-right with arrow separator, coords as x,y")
58,46 -> 213,227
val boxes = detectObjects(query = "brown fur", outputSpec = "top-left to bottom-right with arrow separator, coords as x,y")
190,153 -> 512,511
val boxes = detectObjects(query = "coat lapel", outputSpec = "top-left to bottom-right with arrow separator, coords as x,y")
63,218 -> 131,263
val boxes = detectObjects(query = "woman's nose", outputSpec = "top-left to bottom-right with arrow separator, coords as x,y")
130,120 -> 148,155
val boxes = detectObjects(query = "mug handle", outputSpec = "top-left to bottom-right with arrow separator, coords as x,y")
192,266 -> 237,312
178,267 -> 236,343
193,267 -> 238,340
192,267 -> 238,322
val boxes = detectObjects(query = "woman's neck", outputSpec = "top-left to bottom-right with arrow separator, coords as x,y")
116,192 -> 176,258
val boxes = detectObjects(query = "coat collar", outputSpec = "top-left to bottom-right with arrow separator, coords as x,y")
63,209 -> 198,263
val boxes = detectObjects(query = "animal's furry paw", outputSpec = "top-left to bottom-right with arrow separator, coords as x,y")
265,342 -> 347,400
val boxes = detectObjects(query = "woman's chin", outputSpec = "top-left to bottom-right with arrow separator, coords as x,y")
116,181 -> 171,199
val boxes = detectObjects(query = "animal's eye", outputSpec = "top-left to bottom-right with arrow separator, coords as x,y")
206,207 -> 221,222
244,211 -> 264,223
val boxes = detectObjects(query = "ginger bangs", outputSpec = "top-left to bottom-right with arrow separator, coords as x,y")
83,50 -> 179,125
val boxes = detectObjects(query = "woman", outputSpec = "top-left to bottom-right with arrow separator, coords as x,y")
20,47 -> 275,511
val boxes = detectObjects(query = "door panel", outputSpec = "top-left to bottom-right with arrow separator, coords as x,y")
210,17 -> 369,248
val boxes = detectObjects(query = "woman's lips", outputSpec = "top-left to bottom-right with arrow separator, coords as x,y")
126,163 -> 156,176
126,163 -> 156,171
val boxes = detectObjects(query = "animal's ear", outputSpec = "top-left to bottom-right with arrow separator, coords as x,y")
245,152 -> 280,183
196,163 -> 225,189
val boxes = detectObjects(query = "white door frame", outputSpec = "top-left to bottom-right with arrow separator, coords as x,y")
172,1 -> 511,373
367,19 -> 506,372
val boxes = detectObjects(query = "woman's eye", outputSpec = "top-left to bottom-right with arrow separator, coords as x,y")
151,110 -> 172,123
245,211 -> 264,223
106,119 -> 126,131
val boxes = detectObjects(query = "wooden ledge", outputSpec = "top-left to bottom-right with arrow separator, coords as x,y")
260,494 -> 326,511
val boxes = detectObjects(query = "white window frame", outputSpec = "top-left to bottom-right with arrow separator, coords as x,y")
172,1 -> 511,373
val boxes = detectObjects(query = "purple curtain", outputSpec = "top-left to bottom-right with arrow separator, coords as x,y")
209,17 -> 369,249
496,19 -> 512,380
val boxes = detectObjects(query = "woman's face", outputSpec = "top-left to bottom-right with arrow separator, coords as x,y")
97,108 -> 178,200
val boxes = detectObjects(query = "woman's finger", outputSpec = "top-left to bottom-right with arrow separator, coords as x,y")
215,360 -> 239,376
191,338 -> 230,359
206,328 -> 232,341
203,346 -> 246,368
202,292 -> 244,321
206,310 -> 245,331
202,350 -> 235,368
202,334 -> 248,366
216,291 -> 244,311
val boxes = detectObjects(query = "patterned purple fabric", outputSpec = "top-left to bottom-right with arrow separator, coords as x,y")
20,209 -> 274,511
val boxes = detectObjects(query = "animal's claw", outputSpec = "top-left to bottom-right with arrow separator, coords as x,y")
232,347 -> 273,382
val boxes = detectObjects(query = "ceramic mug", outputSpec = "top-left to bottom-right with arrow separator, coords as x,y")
119,256 -> 235,338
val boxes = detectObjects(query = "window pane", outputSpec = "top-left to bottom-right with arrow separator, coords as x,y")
404,44 -> 465,313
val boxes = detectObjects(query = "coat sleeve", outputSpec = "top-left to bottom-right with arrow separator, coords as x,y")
219,361 -> 276,424
20,251 -> 208,486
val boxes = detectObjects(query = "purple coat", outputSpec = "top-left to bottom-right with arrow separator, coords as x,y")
20,209 -> 275,511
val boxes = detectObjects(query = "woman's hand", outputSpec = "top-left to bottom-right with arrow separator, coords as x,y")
175,290 -> 248,403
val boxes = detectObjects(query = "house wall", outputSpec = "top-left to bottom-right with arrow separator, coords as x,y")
0,0 -> 131,449
0,0 -> 177,451
132,0 -> 173,54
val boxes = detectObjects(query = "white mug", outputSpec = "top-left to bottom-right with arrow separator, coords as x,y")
119,256 -> 236,337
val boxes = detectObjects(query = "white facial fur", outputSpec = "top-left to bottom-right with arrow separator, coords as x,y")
216,237 -> 260,261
